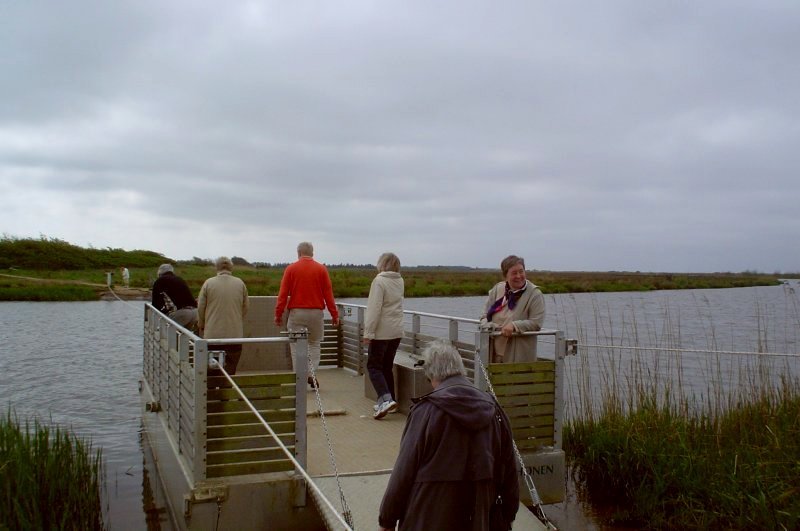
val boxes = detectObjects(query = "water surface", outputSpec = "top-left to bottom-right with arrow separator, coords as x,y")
2,283 -> 798,529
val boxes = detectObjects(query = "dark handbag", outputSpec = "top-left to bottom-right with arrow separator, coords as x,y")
489,403 -> 512,531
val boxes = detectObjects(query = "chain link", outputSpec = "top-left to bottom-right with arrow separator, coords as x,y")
308,357 -> 354,530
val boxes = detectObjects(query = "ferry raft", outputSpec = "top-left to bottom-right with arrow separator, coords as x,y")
140,297 -> 569,530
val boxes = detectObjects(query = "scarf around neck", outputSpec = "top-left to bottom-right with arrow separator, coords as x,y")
486,282 -> 526,322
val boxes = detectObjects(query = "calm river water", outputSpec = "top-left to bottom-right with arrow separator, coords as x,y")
1,283 -> 798,529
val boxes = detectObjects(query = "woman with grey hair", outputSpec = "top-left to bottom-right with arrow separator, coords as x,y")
364,252 -> 404,419
480,255 -> 545,363
378,339 -> 519,530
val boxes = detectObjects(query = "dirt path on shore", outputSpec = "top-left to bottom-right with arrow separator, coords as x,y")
0,272 -> 151,300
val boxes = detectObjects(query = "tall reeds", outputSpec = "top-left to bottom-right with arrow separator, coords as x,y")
0,410 -> 105,530
561,289 -> 800,529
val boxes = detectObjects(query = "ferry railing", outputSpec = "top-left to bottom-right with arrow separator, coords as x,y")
141,304 -> 309,485
337,303 -> 485,376
336,303 -> 566,451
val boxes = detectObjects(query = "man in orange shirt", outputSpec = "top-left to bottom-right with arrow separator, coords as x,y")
274,242 -> 339,388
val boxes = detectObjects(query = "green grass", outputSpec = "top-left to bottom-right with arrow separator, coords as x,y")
0,234 -> 789,300
562,299 -> 800,531
565,381 -> 800,529
0,410 -> 105,530
0,266 -> 787,301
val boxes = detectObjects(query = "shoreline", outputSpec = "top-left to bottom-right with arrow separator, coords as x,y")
0,270 -> 787,302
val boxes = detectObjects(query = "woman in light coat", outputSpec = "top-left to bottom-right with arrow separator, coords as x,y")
364,252 -> 404,419
480,255 -> 545,363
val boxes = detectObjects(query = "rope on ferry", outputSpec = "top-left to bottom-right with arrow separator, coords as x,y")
577,343 -> 800,357
106,284 -> 142,309
475,353 -> 559,531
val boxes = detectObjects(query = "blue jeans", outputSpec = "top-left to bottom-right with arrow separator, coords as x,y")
367,338 -> 401,401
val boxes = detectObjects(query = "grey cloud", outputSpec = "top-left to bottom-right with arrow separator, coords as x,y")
1,1 -> 798,271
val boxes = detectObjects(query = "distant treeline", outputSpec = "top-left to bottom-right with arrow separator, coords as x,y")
0,236 -> 167,270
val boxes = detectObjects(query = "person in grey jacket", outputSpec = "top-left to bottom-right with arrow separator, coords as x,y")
363,252 -> 404,419
378,339 -> 519,531
197,256 -> 249,375
480,255 -> 545,363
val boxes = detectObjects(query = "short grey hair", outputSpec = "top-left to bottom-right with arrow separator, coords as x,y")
421,339 -> 466,382
157,263 -> 174,276
501,255 -> 525,277
215,256 -> 234,272
376,252 -> 400,272
297,241 -> 314,257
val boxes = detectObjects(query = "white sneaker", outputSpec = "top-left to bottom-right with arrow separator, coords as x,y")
374,400 -> 398,420
373,402 -> 399,414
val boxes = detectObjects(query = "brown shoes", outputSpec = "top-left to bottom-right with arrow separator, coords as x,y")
307,376 -> 319,389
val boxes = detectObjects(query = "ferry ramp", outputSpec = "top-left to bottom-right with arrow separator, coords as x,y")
304,368 -> 549,530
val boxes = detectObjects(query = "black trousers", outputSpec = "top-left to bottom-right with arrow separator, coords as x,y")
367,338 -> 401,400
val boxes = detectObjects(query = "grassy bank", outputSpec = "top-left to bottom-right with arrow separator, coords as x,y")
562,297 -> 800,531
0,411 -> 105,530
0,266 -> 785,301
565,381 -> 800,529
0,276 -> 98,301
0,235 -> 787,301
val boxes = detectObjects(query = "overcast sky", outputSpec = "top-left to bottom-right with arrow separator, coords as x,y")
2,1 -> 798,272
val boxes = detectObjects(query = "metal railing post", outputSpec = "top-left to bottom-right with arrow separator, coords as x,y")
357,306 -> 365,374
167,324 -> 177,426
193,339 -> 208,483
475,326 -> 491,391
177,334 -> 189,453
142,306 -> 150,383
553,331 -> 566,450
335,303 -> 344,368
292,329 -> 309,468
412,314 -> 421,356
449,319 -> 459,343
156,317 -> 166,405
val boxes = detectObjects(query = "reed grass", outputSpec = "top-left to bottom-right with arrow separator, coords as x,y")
562,292 -> 800,530
0,410 -> 105,530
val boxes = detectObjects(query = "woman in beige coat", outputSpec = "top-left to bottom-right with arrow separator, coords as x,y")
364,252 -> 404,419
480,255 -> 545,363
197,256 -> 249,374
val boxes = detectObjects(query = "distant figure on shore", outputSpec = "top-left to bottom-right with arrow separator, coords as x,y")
152,264 -> 198,330
363,252 -> 404,419
274,241 -> 339,389
378,339 -> 519,530
121,266 -> 130,288
480,255 -> 545,363
198,256 -> 249,375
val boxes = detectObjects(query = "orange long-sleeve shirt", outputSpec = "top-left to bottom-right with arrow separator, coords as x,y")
275,256 -> 339,322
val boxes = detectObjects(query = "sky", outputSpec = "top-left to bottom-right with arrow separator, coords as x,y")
1,1 -> 799,273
